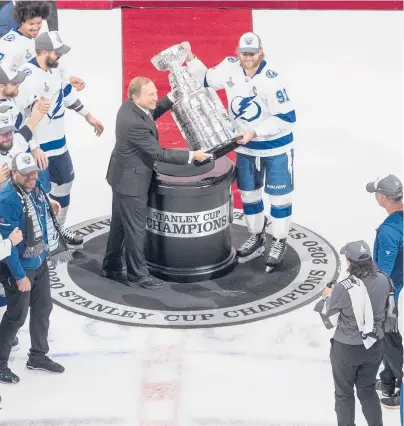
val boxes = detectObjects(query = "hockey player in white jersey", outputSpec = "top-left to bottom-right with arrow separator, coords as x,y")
0,65 -> 49,170
0,101 -> 48,191
0,2 -> 85,91
15,31 -> 104,249
183,33 -> 296,272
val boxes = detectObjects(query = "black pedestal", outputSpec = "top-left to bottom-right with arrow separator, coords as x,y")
145,156 -> 237,283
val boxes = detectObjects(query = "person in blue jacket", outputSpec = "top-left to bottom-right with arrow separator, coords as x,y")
0,151 -> 70,385
367,174 -> 403,410
0,2 -> 17,38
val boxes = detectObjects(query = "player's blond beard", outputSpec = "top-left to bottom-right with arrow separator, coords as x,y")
238,52 -> 265,71
0,86 -> 19,99
0,135 -> 13,153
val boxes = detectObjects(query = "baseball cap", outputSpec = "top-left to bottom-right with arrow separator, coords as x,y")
340,240 -> 372,263
0,104 -> 16,135
35,31 -> 71,55
366,174 -> 403,198
238,32 -> 263,54
11,152 -> 39,175
0,65 -> 26,85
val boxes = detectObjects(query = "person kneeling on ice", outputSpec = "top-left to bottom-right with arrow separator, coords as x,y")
0,152 -> 71,384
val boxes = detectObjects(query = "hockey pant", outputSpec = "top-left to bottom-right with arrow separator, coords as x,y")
38,150 -> 75,228
236,150 -> 294,239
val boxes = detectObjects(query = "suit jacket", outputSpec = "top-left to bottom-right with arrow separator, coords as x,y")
106,96 -> 190,197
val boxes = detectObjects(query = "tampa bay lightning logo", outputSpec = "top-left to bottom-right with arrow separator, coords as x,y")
230,95 -> 262,122
48,88 -> 63,120
4,34 -> 15,42
266,69 -> 278,78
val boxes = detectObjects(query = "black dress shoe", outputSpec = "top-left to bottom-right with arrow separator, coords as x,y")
100,269 -> 124,279
127,275 -> 164,290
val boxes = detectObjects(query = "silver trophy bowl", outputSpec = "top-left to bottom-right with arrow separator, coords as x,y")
151,44 -> 240,166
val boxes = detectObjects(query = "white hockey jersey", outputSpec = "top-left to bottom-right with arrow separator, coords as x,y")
187,56 -> 296,157
0,99 -> 38,151
0,28 -> 71,80
15,58 -> 85,158
0,97 -> 26,129
0,28 -> 35,72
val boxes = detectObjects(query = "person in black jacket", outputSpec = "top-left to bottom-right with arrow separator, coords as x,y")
102,77 -> 209,290
322,241 -> 391,426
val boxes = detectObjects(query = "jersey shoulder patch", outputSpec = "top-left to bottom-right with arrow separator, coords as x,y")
227,56 -> 239,63
265,69 -> 278,78
3,33 -> 15,42
21,67 -> 32,76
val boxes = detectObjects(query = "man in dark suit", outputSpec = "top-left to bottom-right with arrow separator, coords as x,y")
103,76 -> 209,290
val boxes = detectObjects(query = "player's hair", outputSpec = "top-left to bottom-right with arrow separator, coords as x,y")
386,193 -> 403,202
13,1 -> 50,25
128,77 -> 152,99
347,258 -> 378,279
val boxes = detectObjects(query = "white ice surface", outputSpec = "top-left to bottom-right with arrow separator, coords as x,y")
0,8 -> 401,426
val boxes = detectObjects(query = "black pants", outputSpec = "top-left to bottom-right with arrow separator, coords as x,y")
330,339 -> 384,426
0,261 -> 53,369
379,331 -> 403,393
103,191 -> 148,280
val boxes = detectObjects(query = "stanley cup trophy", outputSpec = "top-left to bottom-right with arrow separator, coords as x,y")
151,44 -> 241,166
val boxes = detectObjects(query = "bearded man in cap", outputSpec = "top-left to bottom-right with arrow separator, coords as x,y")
182,33 -> 296,273
0,98 -> 48,352
0,152 -> 70,384
0,65 -> 49,171
15,31 -> 104,250
367,174 -> 403,409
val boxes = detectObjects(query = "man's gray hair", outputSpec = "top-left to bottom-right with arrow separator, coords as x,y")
128,76 -> 152,99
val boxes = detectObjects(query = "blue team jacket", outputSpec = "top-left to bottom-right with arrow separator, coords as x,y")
0,182 -> 48,280
374,211 -> 403,301
0,2 -> 17,38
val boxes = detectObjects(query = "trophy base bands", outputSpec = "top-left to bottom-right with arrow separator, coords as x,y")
147,247 -> 238,283
194,137 -> 242,166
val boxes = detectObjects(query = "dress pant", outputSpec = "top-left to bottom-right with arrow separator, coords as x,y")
379,331 -> 403,394
330,338 -> 384,426
0,261 -> 53,369
400,382 -> 403,426
103,191 -> 149,280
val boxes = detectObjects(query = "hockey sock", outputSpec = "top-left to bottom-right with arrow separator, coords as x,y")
50,181 -> 73,228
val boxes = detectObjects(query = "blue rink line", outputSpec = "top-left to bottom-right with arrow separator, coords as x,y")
9,349 -> 330,364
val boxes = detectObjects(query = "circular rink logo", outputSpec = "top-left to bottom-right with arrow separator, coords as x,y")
49,211 -> 340,328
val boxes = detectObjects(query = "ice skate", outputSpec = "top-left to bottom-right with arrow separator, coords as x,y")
237,217 -> 268,263
61,227 -> 84,250
265,237 -> 287,273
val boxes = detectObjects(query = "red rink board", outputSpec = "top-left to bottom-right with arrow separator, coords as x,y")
121,7 -> 252,150
57,1 -> 403,10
